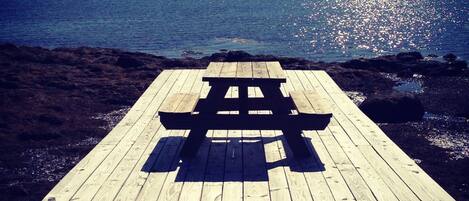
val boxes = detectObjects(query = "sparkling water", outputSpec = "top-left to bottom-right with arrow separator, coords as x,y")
1,0 -> 468,61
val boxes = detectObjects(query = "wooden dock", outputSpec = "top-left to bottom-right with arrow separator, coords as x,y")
44,69 -> 454,201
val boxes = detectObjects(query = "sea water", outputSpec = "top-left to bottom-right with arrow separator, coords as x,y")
0,0 -> 468,61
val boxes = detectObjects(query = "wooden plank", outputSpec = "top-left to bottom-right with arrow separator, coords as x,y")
311,71 -> 454,201
358,145 -> 422,201
199,87 -> 235,201
112,70 -> 205,201
256,86 -> 312,201
90,70 -> 201,201
199,130 -> 227,201
154,70 -> 206,201
64,70 -> 181,201
291,70 -> 393,200
265,61 -> 286,79
90,117 -> 164,201
302,90 -> 331,115
221,86 -> 244,201
236,62 -> 253,79
302,70 -> 421,201
255,86 -> 292,201
175,93 -> 200,113
326,124 -> 400,201
242,87 -> 270,201
301,70 -> 369,146
70,70 -> 194,201
260,131 -> 292,201
305,130 -> 357,201
177,71 -> 213,201
276,134 -> 315,201
283,71 -> 354,201
278,81 -> 335,201
252,62 -> 269,79
158,93 -> 186,113
135,70 -> 206,201
290,91 -> 316,114
292,147 -> 335,201
318,131 -> 378,201
113,128 -> 172,201
135,129 -> 188,201
222,128 -> 243,201
43,70 -> 177,201
173,130 -> 214,201
294,70 -> 401,200
204,62 -> 224,78
219,62 -> 237,78
177,78 -> 221,201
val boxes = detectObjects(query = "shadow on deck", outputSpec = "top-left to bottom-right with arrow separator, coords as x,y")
141,135 -> 325,182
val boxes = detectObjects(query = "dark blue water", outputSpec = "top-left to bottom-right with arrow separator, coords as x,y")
1,0 -> 468,61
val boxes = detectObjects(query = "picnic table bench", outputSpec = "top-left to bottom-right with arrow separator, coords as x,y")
159,61 -> 332,157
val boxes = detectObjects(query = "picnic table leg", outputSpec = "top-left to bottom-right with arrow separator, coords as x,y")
180,127 -> 207,158
282,128 -> 311,157
180,85 -> 229,158
260,85 -> 311,157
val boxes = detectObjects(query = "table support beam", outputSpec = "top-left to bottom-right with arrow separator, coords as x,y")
180,85 -> 229,158
261,85 -> 312,157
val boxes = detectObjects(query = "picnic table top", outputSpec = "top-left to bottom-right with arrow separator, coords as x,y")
202,61 -> 287,84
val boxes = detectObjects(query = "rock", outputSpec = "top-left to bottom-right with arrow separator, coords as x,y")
397,68 -> 414,78
116,55 -> 144,68
396,52 -> 423,62
341,59 -> 371,69
341,58 -> 402,72
448,60 -> 467,70
205,51 -> 253,61
359,92 -> 424,123
443,53 -> 457,62
409,60 -> 445,75
427,54 -> 438,58
181,50 -> 203,57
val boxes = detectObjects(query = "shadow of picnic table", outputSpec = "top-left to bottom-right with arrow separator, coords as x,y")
142,135 -> 325,182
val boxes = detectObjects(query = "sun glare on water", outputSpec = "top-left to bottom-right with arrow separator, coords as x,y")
291,0 -> 466,57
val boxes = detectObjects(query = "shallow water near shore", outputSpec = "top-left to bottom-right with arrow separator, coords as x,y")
1,0 -> 468,61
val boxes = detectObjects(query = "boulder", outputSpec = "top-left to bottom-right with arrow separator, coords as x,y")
205,50 -> 253,61
443,53 -> 457,62
396,52 -> 423,62
341,58 -> 402,72
448,60 -> 467,70
359,92 -> 424,123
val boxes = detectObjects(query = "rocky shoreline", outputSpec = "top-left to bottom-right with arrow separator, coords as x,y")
0,43 -> 467,200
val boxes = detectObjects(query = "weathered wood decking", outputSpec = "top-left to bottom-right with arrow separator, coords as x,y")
44,69 -> 454,201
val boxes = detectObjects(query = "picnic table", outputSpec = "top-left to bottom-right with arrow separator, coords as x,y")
159,62 -> 332,158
